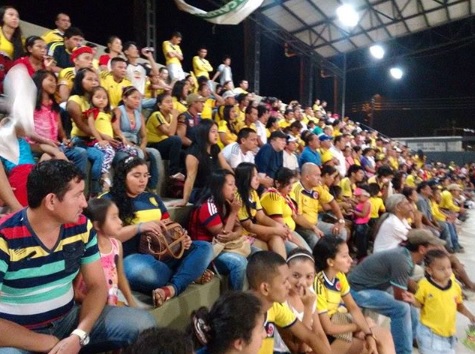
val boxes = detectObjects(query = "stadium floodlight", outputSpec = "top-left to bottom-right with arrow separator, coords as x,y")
336,4 -> 359,28
390,67 -> 403,79
370,44 -> 385,59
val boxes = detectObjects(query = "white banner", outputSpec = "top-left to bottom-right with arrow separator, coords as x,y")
174,0 -> 264,25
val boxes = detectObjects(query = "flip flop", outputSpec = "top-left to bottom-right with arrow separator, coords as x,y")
194,269 -> 215,284
152,286 -> 173,308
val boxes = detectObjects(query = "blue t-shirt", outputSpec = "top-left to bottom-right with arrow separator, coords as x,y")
299,146 -> 322,168
255,143 -> 283,180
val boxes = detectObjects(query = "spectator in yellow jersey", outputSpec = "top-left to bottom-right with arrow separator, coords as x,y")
217,105 -> 238,148
171,79 -> 190,114
235,103 -> 258,133
47,27 -> 84,73
279,108 -> 294,129
162,31 -> 184,81
246,251 -> 332,354
198,82 -> 223,120
233,79 -> 249,95
193,46 -> 213,79
146,93 -> 184,181
100,57 -> 132,108
57,46 -> 93,103
440,183 -> 465,214
0,6 -> 24,62
41,13 -> 71,44
235,93 -> 249,125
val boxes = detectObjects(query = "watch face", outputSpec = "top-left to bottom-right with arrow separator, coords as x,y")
82,335 -> 90,346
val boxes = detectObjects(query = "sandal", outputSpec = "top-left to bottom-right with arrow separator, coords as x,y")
194,269 -> 215,285
152,286 -> 173,308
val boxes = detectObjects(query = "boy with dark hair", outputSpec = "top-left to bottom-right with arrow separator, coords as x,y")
247,251 -> 331,354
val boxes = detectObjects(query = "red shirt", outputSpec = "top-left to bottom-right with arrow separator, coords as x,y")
13,56 -> 45,77
189,198 -> 224,242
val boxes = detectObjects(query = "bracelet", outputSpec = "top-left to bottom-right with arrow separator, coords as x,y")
137,223 -> 143,234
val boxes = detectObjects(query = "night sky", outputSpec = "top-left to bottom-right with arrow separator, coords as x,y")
9,0 -> 475,137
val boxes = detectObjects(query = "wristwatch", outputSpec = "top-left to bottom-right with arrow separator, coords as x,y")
71,328 -> 90,346
338,218 -> 345,224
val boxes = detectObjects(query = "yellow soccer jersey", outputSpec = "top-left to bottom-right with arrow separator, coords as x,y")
162,40 -> 182,66
172,97 -> 187,115
234,121 -> 256,134
260,191 -> 296,231
92,112 -> 113,137
192,56 -> 213,79
56,67 -> 76,103
439,190 -> 460,212
278,119 -> 293,129
369,196 -> 385,218
415,276 -> 462,337
42,29 -> 63,44
259,302 -> 297,354
146,111 -> 172,143
291,182 -> 333,225
201,98 -> 215,120
68,95 -> 91,138
100,72 -> 132,108
430,200 -> 447,222
237,190 -> 262,222
339,177 -> 354,199
315,271 -> 350,317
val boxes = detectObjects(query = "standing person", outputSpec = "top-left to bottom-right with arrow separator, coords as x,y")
0,6 -> 24,61
42,13 -> 71,44
348,229 -> 446,354
175,120 -> 232,206
103,157 -> 214,307
0,160 -> 155,353
67,67 -> 105,196
162,31 -> 184,81
313,236 -> 395,354
211,55 -> 233,87
75,198 -> 137,308
414,249 -> 475,354
98,36 -> 123,71
352,187 -> 372,261
191,292 -> 266,354
189,169 -> 248,290
193,46 -> 213,79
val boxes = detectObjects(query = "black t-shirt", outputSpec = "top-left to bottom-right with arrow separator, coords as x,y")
187,144 -> 221,189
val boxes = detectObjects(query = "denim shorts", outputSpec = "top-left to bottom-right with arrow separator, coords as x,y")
416,323 -> 456,354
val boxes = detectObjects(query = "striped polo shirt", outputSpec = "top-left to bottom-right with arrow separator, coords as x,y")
0,210 -> 99,329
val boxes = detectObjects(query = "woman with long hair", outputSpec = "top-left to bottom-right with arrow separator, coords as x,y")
191,291 -> 266,354
0,6 -> 24,60
171,79 -> 190,114
66,67 -> 105,195
98,35 -> 122,71
175,119 -> 232,206
217,104 -> 238,148
104,157 -> 214,307
189,169 -> 248,290
234,162 -> 289,258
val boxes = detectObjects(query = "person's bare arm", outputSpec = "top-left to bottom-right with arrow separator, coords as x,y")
0,163 -> 22,212
67,100 -> 93,136
116,242 -> 137,307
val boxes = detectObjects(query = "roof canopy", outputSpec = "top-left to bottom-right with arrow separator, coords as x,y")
258,0 -> 474,58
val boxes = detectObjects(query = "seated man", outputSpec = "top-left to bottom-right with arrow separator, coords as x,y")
221,127 -> 258,169
0,160 -> 156,353
47,27 -> 84,73
292,163 -> 347,249
42,13 -> 71,44
255,130 -> 287,188
247,251 -> 330,354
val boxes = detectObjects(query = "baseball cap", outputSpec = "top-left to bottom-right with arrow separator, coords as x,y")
447,183 -> 463,191
186,93 -> 205,105
286,135 -> 298,144
318,134 -> 332,142
406,229 -> 445,247
222,90 -> 235,100
71,46 -> 93,61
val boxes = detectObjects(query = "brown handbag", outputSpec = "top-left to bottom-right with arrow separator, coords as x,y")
139,219 -> 187,261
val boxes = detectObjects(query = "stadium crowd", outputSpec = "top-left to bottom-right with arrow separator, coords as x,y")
1,6 -> 475,354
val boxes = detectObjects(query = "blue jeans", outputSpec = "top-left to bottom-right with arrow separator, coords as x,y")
214,251 -> 248,290
61,146 -> 88,174
350,288 -> 418,354
124,241 -> 213,295
0,305 -> 156,353
71,137 -> 105,194
416,323 -> 456,354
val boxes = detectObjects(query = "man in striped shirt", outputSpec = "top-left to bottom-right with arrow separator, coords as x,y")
0,160 -> 155,353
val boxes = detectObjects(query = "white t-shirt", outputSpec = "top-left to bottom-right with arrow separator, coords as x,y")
255,120 -> 267,146
222,142 -> 255,169
330,146 -> 346,177
283,150 -> 299,171
217,63 -> 233,86
373,214 -> 411,253
126,63 -> 148,95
